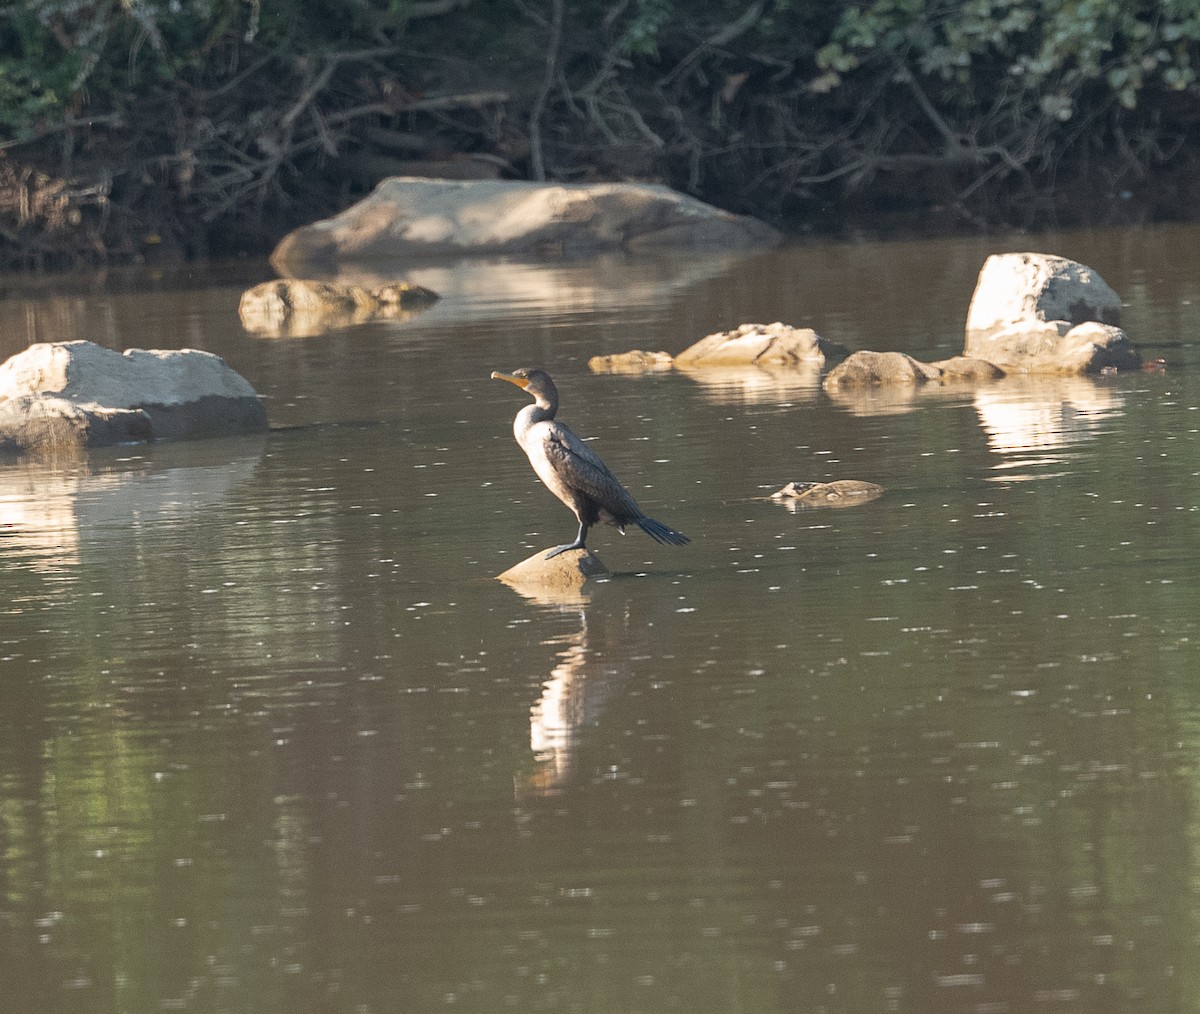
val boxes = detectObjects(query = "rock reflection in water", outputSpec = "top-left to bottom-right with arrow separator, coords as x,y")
0,437 -> 264,575
976,377 -> 1126,480
674,364 -> 824,404
291,250 -> 755,324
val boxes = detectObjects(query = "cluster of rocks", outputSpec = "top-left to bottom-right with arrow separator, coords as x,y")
593,253 -> 1141,386
1,178 -> 779,458
591,321 -> 841,373
0,177 -> 1147,596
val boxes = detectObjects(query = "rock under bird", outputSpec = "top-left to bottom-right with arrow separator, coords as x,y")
491,368 -> 690,559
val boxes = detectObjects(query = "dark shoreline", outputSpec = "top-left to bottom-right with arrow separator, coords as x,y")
2,159 -> 1197,277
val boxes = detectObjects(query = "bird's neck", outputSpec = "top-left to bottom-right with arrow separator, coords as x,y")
515,401 -> 555,437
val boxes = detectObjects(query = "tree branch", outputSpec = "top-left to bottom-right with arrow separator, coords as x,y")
529,0 -> 565,180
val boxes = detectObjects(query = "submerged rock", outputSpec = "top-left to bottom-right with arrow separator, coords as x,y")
674,322 -> 847,368
0,340 -> 266,457
823,351 -> 1005,389
239,278 -> 438,337
964,253 -> 1138,372
770,479 -> 884,508
270,178 -> 780,268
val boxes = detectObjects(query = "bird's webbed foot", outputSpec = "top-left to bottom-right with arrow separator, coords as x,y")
544,540 -> 586,560
545,523 -> 588,559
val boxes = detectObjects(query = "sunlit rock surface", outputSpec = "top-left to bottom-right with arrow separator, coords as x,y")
587,350 -> 674,373
270,178 -> 780,268
673,322 -> 847,368
770,479 -> 884,508
0,340 -> 266,456
970,320 -> 1140,374
589,322 -> 846,379
964,253 -> 1138,372
239,278 -> 438,337
497,547 -> 610,598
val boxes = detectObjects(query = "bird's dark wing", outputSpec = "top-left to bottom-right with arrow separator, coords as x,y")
542,421 -> 643,517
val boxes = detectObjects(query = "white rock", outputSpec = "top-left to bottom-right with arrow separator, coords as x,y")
0,340 -> 266,455
963,253 -> 1136,372
966,252 -> 1121,337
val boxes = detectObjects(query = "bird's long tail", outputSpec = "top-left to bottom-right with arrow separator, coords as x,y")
636,516 -> 690,546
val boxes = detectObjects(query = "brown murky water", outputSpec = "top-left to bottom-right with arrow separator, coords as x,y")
2,225 -> 1200,1013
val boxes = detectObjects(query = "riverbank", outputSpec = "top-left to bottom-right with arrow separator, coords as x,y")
6,141 -> 1200,273
5,1 -> 1200,271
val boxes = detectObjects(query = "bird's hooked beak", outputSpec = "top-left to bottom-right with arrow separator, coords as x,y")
491,371 -> 530,390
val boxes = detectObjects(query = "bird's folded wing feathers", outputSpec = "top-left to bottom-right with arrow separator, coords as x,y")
544,423 -> 642,513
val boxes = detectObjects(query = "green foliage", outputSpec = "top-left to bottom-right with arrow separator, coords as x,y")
619,0 -> 675,58
4,0 -> 1200,260
816,0 -> 1200,115
3,0 -> 1199,133
0,0 -> 372,139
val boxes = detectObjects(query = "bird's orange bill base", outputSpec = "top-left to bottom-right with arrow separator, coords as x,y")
491,371 -> 530,389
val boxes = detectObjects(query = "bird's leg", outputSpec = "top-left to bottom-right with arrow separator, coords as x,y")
545,521 -> 588,559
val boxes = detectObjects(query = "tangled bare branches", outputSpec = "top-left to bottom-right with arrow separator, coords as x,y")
3,0 -> 1200,267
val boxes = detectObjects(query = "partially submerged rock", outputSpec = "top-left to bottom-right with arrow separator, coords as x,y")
239,278 -> 438,337
588,350 -> 674,373
930,356 -> 1007,382
497,547 -> 610,600
372,282 -> 440,309
823,351 -> 942,388
823,351 -> 1005,389
0,340 -> 266,457
588,323 -> 847,378
271,178 -> 780,268
964,253 -> 1138,372
674,322 -> 847,368
770,479 -> 884,508
969,319 -> 1140,374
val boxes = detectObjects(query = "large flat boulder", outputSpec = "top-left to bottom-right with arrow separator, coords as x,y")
271,178 -> 779,268
964,253 -> 1138,372
0,340 -> 267,456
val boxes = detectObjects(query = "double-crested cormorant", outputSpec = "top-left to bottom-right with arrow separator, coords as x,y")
492,368 -> 690,559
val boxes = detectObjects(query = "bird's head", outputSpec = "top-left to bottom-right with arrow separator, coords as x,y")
491,368 -> 558,406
